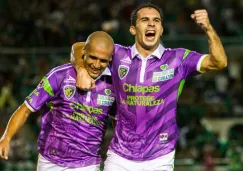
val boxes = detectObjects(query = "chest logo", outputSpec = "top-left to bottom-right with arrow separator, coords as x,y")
105,89 -> 111,95
97,94 -> 115,106
152,68 -> 174,82
118,65 -> 129,80
63,85 -> 76,99
64,75 -> 76,83
160,64 -> 168,71
120,56 -> 131,64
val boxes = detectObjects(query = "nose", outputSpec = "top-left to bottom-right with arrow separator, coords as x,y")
148,20 -> 155,26
93,59 -> 101,69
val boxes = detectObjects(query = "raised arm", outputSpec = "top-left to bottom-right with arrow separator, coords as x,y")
70,42 -> 95,90
0,103 -> 31,160
191,9 -> 227,72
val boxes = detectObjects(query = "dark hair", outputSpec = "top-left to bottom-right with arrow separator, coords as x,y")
130,2 -> 163,26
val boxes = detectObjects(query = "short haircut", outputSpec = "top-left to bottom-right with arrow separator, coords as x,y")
130,2 -> 163,26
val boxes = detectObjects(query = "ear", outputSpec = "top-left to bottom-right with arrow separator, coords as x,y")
160,26 -> 163,36
129,26 -> 136,36
81,47 -> 86,59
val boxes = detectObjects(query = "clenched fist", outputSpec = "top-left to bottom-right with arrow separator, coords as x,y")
191,9 -> 212,32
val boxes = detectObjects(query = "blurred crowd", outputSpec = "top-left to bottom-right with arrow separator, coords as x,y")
0,0 -> 243,170
0,0 -> 243,47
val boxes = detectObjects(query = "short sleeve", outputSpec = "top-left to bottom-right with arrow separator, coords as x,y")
24,71 -> 59,112
180,49 -> 206,79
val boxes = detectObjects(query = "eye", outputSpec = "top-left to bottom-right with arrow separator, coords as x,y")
141,18 -> 148,22
100,59 -> 109,63
89,55 -> 97,60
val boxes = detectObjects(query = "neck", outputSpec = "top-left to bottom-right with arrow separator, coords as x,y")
135,43 -> 159,58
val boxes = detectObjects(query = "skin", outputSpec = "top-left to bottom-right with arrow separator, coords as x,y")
0,31 -> 114,160
83,32 -> 114,79
74,8 -> 227,90
129,7 -> 163,58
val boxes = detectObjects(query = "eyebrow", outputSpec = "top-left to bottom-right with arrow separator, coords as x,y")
89,55 -> 109,62
89,55 -> 98,59
140,17 -> 161,21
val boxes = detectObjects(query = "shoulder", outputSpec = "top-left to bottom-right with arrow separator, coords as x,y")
114,44 -> 131,52
164,48 -> 187,53
46,63 -> 74,79
163,48 -> 189,59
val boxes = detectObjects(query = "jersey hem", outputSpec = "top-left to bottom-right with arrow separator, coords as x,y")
108,147 -> 175,161
38,152 -> 101,168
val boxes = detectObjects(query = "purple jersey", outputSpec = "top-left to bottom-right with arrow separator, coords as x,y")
24,63 -> 115,168
109,44 -> 206,161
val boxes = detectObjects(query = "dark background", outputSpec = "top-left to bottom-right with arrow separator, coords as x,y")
0,0 -> 243,170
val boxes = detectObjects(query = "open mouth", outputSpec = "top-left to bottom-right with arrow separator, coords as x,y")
145,31 -> 156,40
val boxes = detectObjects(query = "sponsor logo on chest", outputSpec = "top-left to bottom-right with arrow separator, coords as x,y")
152,68 -> 174,82
97,91 -> 115,106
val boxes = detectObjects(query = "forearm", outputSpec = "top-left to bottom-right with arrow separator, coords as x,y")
206,26 -> 227,69
1,103 -> 31,142
70,42 -> 86,71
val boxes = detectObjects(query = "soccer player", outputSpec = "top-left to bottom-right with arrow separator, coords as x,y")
0,31 -> 116,171
72,3 -> 227,171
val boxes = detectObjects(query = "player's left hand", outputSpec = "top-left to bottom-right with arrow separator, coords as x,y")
191,9 -> 212,32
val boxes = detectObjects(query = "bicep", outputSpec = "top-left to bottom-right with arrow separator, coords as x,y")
200,55 -> 219,72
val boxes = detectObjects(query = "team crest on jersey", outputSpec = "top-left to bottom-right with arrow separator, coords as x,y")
63,85 -> 76,99
118,65 -> 129,80
152,68 -> 174,82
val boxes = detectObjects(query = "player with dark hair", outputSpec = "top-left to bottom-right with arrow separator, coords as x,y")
72,2 -> 227,171
0,31 -> 116,171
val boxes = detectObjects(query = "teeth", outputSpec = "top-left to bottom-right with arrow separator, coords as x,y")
146,31 -> 155,34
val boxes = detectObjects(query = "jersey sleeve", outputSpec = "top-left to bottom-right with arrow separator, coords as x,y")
180,49 -> 207,79
24,71 -> 59,112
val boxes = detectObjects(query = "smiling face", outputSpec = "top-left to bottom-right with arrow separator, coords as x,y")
130,7 -> 163,51
83,42 -> 113,79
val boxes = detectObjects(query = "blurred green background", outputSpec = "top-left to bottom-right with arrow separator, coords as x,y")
1,0 -> 243,170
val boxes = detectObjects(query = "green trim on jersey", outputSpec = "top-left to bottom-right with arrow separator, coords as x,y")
183,49 -> 191,60
43,77 -> 54,97
178,79 -> 185,99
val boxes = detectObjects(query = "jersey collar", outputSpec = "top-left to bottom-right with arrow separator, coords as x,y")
131,44 -> 165,59
95,67 -> 111,81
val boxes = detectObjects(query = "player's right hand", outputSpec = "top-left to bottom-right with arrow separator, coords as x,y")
76,68 -> 95,91
0,138 -> 10,160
